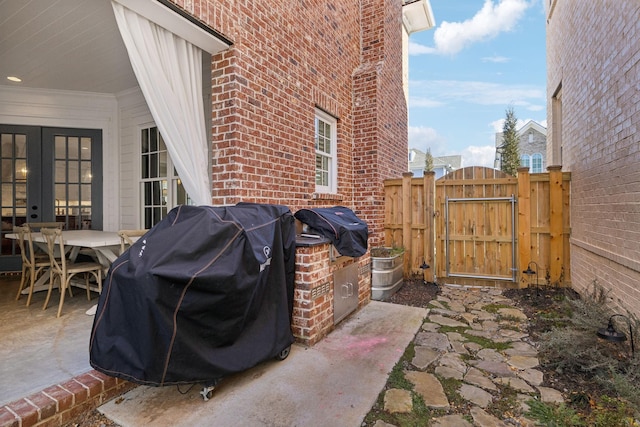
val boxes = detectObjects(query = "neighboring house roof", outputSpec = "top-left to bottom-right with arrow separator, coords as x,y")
495,119 -> 547,148
494,119 -> 548,170
408,148 -> 462,173
433,155 -> 462,170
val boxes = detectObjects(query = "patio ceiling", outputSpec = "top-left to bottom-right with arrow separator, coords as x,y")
0,0 -> 137,94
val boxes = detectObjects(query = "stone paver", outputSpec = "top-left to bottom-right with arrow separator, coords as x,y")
404,371 -> 450,409
435,365 -> 464,380
508,355 -> 539,370
464,367 -> 498,391
371,285 -> 567,426
429,314 -> 468,328
518,368 -> 544,386
472,359 -> 516,377
538,386 -> 565,403
411,346 -> 440,370
459,383 -> 493,408
495,377 -> 535,393
383,388 -> 412,413
438,353 -> 467,373
431,414 -> 473,427
471,406 -> 509,427
414,331 -> 451,351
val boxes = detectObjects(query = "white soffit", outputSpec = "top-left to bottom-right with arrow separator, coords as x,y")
113,0 -> 232,54
403,0 -> 436,35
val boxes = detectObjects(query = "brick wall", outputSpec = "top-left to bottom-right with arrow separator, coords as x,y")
0,371 -> 135,427
167,0 -> 407,245
546,1 -> 640,317
293,243 -> 371,346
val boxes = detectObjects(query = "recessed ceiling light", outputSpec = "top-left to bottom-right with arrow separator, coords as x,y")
7,76 -> 22,82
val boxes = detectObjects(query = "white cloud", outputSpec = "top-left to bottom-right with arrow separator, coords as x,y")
408,125 -> 448,156
408,41 -> 436,56
410,79 -> 545,110
461,145 -> 497,168
481,55 -> 510,63
408,96 -> 444,108
412,0 -> 531,56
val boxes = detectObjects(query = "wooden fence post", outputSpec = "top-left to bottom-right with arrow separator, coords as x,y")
517,167 -> 531,288
548,165 -> 564,285
402,172 -> 413,276
424,171 -> 435,283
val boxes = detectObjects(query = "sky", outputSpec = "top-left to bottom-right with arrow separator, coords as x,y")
407,0 -> 547,168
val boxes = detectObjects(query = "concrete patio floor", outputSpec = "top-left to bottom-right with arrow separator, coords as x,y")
0,274 -> 428,426
0,275 -> 97,407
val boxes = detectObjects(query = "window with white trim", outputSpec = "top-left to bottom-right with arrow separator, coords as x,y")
531,153 -> 544,173
140,126 -> 191,228
315,110 -> 337,193
520,154 -> 531,170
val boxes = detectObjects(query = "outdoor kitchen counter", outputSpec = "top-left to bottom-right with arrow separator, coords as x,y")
295,234 -> 330,247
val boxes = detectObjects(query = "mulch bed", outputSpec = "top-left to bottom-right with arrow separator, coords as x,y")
386,280 -> 608,419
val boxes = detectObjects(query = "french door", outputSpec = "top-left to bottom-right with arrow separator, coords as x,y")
0,125 -> 102,271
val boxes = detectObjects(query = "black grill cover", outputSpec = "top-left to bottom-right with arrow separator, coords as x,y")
89,203 -> 296,386
294,206 -> 368,257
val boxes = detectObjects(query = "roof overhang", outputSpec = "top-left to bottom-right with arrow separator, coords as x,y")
402,0 -> 436,35
113,0 -> 232,54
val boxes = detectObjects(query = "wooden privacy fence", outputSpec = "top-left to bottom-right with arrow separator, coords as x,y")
383,166 -> 571,288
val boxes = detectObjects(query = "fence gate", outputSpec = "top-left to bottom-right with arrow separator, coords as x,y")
443,195 -> 516,282
434,167 -> 519,287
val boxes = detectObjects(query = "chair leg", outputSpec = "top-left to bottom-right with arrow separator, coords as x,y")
57,276 -> 70,318
15,265 -> 28,301
26,266 -> 37,307
43,271 -> 56,311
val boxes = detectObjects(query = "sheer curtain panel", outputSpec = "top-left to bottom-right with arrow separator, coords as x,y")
112,2 -> 211,206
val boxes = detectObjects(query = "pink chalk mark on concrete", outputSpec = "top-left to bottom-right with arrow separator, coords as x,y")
342,336 -> 389,357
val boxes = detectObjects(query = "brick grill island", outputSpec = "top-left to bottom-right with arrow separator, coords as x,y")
293,236 -> 371,346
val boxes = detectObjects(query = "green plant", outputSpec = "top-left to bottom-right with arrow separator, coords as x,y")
481,303 -> 512,313
488,384 -> 521,419
387,343 -> 415,390
499,106 -> 520,176
437,376 -> 465,408
526,399 -> 585,426
588,395 -> 639,427
461,332 -> 511,351
370,246 -> 405,257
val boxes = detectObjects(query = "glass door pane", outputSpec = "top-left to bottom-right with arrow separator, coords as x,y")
0,125 -> 102,271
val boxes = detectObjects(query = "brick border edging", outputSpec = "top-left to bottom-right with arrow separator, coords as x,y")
0,370 -> 136,427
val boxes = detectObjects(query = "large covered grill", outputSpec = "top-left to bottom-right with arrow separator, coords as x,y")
89,203 -> 296,387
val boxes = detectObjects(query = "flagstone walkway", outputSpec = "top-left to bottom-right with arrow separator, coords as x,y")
376,285 -> 566,427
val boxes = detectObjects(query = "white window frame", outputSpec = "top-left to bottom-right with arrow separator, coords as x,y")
520,154 -> 531,171
314,109 -> 337,193
531,153 -> 544,173
139,125 -> 191,228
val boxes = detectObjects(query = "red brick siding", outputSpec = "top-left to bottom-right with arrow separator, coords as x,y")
167,0 -> 408,244
0,371 -> 135,427
547,1 -> 640,317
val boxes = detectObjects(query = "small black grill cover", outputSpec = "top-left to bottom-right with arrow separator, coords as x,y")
294,206 -> 368,257
89,203 -> 295,386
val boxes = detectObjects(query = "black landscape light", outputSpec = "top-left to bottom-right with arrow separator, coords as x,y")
597,314 -> 635,357
523,261 -> 539,296
419,260 -> 430,286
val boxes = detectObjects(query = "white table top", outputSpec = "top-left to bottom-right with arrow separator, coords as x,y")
7,230 -> 121,248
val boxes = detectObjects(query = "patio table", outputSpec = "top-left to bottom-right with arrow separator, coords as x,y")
7,229 -> 122,294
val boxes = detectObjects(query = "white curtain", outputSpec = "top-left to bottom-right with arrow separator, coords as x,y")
111,2 -> 211,206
